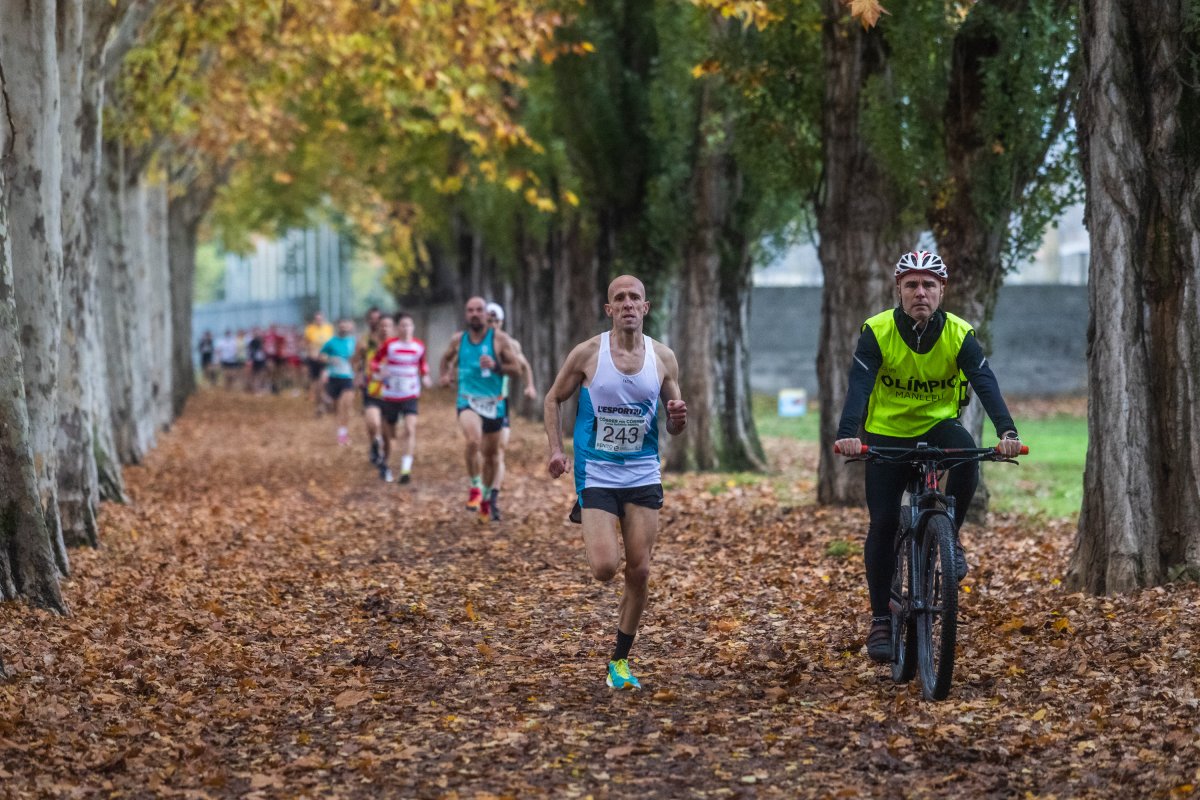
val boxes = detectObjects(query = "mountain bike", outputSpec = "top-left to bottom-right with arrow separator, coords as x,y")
847,443 -> 1028,700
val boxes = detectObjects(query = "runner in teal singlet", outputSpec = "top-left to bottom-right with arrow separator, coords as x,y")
439,297 -> 522,521
320,318 -> 358,446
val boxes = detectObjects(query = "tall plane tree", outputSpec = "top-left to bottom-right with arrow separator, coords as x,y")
0,0 -> 69,609
1,0 -> 70,581
665,5 -> 773,472
815,0 -> 913,505
1067,0 -> 1200,592
861,0 -> 1079,515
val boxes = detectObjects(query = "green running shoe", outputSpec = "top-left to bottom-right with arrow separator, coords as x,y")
606,658 -> 641,690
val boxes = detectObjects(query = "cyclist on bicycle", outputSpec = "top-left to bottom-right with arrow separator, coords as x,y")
833,251 -> 1023,662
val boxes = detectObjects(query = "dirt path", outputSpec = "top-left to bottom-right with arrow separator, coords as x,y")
1,389 -> 1196,798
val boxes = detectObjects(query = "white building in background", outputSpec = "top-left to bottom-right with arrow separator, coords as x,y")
1005,203 -> 1089,285
754,203 -> 1090,287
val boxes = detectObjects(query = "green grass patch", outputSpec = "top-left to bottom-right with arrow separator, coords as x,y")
706,472 -> 761,495
752,392 -> 820,441
983,414 -> 1087,519
824,539 -> 860,560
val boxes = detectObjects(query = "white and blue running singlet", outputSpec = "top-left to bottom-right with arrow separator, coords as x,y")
573,333 -> 662,494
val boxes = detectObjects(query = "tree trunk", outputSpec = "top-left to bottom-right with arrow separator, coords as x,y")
55,0 -> 100,547
143,175 -> 172,434
815,0 -> 913,505
928,6 -> 1011,523
1,0 -> 70,576
1067,0 -> 1200,593
168,191 -> 198,417
666,74 -> 765,472
167,167 -> 224,417
0,207 -> 67,612
82,0 -> 126,503
99,139 -> 145,465
0,3 -> 68,610
930,0 -> 1079,523
505,212 -> 557,418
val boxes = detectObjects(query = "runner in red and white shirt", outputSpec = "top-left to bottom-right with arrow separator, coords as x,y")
369,311 -> 432,483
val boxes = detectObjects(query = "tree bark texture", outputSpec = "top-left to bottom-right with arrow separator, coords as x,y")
167,164 -> 225,419
815,1 -> 914,505
1067,0 -> 1200,593
504,213 -> 559,418
56,0 -> 100,547
1,0 -> 70,576
0,196 -> 66,611
143,175 -> 173,436
81,0 -> 126,503
0,4 -> 68,610
666,76 -> 765,472
930,0 -> 1023,522
511,215 -> 604,419
168,188 -> 198,417
99,138 -> 145,465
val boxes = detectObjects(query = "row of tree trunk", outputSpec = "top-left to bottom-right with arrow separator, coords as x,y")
0,0 -> 188,610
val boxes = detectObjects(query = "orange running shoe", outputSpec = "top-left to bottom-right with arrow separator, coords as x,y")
478,499 -> 491,522
466,486 -> 482,511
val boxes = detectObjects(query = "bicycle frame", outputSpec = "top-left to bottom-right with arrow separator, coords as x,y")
846,441 -> 1028,699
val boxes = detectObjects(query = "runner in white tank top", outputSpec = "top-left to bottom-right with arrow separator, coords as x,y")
543,274 -> 688,691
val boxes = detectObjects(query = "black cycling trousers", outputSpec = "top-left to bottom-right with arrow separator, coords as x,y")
863,419 -> 978,617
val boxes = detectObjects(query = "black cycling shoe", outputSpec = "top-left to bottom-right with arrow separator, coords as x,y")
867,616 -> 893,662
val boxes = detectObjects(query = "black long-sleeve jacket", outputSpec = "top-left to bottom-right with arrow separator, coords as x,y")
835,307 -> 1017,440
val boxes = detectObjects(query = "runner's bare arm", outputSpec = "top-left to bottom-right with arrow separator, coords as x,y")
491,331 -> 523,377
439,333 -> 462,387
509,338 -> 538,397
351,337 -> 368,372
656,343 -> 687,435
543,339 -> 598,478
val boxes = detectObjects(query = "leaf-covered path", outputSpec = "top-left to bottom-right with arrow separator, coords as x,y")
2,390 -> 1197,798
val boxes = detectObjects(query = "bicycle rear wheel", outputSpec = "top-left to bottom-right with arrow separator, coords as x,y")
916,513 -> 958,700
890,527 -> 917,683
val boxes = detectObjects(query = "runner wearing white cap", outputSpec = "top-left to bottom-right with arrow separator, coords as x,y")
485,302 -> 538,521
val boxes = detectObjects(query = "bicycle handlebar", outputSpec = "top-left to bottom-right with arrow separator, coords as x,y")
835,443 -> 1029,457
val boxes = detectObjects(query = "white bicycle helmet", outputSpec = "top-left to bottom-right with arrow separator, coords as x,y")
894,250 -> 948,282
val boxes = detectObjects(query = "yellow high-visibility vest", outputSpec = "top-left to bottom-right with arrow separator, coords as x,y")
863,310 -> 972,437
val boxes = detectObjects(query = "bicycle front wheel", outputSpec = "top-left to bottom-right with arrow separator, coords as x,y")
890,527 -> 917,683
916,513 -> 958,700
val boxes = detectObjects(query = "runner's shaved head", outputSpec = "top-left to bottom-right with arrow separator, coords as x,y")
465,296 -> 488,332
607,275 -> 646,302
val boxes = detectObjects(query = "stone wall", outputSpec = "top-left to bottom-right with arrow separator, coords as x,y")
749,285 -> 1088,397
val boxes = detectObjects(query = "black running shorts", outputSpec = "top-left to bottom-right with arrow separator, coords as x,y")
325,376 -> 354,401
380,398 -> 419,425
569,483 -> 664,524
457,404 -> 505,434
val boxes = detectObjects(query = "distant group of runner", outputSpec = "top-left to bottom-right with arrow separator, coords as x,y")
245,300 -> 537,510
196,324 -> 312,394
